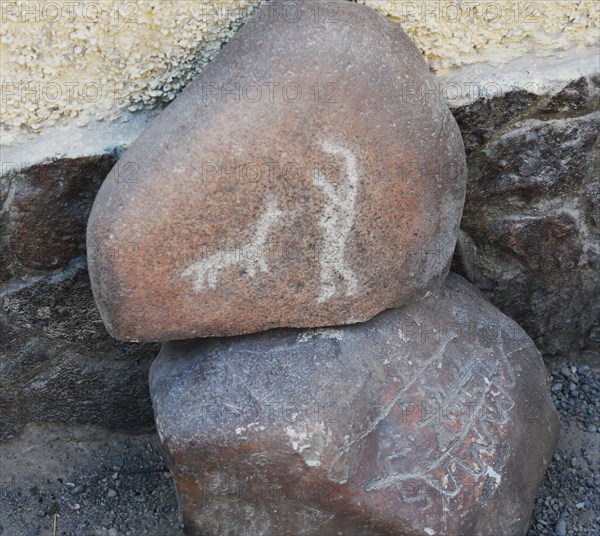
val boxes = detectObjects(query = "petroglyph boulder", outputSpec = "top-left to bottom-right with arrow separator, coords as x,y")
86,0 -> 466,341
150,274 -> 558,536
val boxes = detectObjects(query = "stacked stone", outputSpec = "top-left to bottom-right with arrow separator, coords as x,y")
87,1 -> 558,535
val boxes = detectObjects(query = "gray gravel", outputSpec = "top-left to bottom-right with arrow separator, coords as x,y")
526,363 -> 600,536
1,362 -> 598,536
0,429 -> 180,536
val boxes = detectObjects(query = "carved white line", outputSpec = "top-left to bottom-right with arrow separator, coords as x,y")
314,140 -> 359,303
182,197 -> 282,291
363,345 -> 516,500
329,337 -> 456,481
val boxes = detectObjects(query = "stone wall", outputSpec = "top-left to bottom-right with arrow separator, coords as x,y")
452,76 -> 600,360
1,0 -> 599,441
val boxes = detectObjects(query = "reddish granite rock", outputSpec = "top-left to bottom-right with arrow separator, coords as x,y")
87,0 -> 466,341
150,274 -> 558,536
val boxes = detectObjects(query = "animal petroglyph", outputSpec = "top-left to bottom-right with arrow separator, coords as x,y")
183,140 -> 360,299
182,197 -> 283,291
313,140 -> 359,303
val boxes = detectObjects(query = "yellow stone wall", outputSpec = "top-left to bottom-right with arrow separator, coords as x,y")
1,0 -> 598,138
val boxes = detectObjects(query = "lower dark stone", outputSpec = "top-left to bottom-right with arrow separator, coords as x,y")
150,274 -> 558,536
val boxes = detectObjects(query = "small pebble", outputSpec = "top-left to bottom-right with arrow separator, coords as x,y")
109,529 -> 118,536
108,489 -> 117,498
577,365 -> 590,375
555,517 -> 567,536
69,484 -> 85,496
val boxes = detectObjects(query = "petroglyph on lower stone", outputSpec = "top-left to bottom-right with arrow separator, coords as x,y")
151,274 -> 558,535
363,343 -> 517,504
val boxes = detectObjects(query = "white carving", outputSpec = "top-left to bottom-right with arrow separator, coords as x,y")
182,197 -> 282,291
313,140 -> 359,303
361,339 -> 518,504
183,139 -> 361,299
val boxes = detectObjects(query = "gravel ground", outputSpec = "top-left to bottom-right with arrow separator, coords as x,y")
1,362 -> 598,536
526,363 -> 600,536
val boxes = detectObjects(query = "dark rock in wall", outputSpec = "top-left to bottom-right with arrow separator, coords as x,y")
585,180 -> 600,227
0,258 -> 158,441
1,154 -> 118,274
489,211 -> 582,272
0,151 -> 159,442
2,257 -> 125,353
0,257 -> 159,441
451,76 -> 600,361
452,90 -> 540,157
540,77 -> 594,115
468,113 -> 599,201
23,348 -> 154,433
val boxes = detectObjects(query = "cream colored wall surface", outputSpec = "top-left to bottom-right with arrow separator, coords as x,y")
1,0 -> 599,145
1,0 -> 264,143
361,0 -> 599,71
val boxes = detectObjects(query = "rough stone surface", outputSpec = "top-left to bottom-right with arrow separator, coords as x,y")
1,73 -> 597,441
87,0 -> 467,342
452,76 -> 600,361
0,257 -> 159,442
1,72 -> 597,443
150,274 -> 558,536
1,155 -> 118,272
0,153 -> 161,442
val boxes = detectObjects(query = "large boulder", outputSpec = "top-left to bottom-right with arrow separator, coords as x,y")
87,0 -> 466,342
150,274 -> 558,536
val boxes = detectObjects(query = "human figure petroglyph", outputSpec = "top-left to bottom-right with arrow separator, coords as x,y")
182,197 -> 283,291
313,140 -> 359,303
